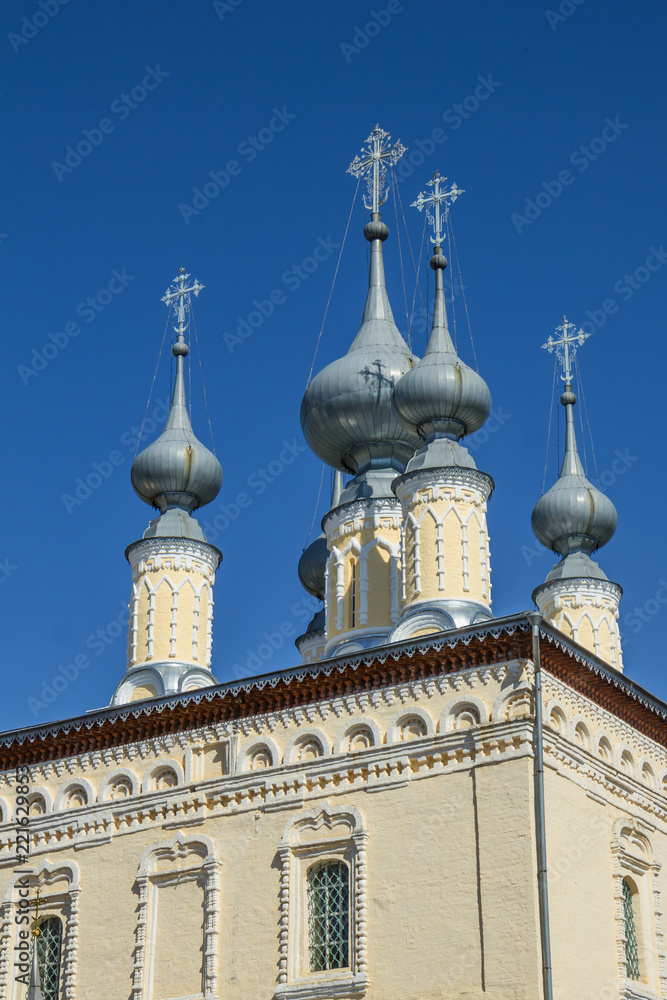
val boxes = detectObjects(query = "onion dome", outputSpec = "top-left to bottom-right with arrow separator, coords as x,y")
393,248 -> 491,472
131,271 -> 222,533
532,384 -> 617,579
298,533 -> 327,600
297,472 -> 342,600
300,216 -> 421,482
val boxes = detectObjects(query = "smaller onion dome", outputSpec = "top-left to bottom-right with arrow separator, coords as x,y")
132,332 -> 222,516
392,250 -> 491,471
300,217 -> 421,482
532,387 -> 617,567
298,533 -> 328,601
297,472 -> 342,600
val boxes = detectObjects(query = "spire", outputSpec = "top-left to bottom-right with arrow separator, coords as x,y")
532,318 -> 617,577
392,172 -> 491,472
131,269 -> 222,540
415,172 -> 464,357
27,941 -> 44,1000
300,126 -> 420,493
27,891 -> 44,1000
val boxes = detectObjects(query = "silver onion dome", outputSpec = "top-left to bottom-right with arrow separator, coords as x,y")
392,251 -> 491,469
301,218 -> 421,478
132,338 -> 222,515
297,471 -> 342,600
532,388 -> 617,561
298,532 -> 328,600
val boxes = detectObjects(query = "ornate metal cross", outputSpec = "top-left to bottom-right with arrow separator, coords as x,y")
29,887 -> 42,939
411,171 -> 464,247
541,316 -> 590,383
347,124 -> 407,214
161,268 -> 205,339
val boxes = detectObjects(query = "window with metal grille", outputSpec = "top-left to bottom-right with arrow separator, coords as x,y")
306,861 -> 349,972
623,879 -> 641,981
27,916 -> 62,1000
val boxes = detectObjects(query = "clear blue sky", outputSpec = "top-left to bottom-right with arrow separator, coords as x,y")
1,0 -> 665,731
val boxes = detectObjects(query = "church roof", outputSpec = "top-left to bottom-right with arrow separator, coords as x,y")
3,613 -> 667,767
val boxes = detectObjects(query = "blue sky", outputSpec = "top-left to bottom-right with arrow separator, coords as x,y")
1,0 -> 665,731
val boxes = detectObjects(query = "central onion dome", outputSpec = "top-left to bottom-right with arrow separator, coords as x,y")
132,337 -> 222,517
392,249 -> 491,471
532,386 -> 616,579
301,217 -> 421,482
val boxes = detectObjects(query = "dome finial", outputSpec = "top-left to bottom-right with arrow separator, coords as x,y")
392,172 -> 491,472
301,128 -> 420,499
131,270 -> 222,538
347,123 -> 406,216
532,318 -> 616,574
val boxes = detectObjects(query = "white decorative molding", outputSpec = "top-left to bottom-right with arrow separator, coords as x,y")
97,767 -> 141,801
439,695 -> 490,732
237,736 -> 282,772
132,833 -> 220,1000
611,820 -> 667,998
275,801 -> 368,1000
0,859 -> 81,1000
283,728 -> 331,766
385,706 -> 435,743
332,720 -> 383,756
53,777 -> 96,813
140,759 -> 184,794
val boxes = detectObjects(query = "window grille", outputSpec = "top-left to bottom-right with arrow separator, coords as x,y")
307,861 -> 349,972
623,879 -> 641,981
27,916 -> 62,1000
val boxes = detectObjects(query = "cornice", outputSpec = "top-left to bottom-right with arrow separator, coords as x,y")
0,613 -> 666,766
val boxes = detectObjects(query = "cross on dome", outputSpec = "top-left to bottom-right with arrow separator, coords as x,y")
411,171 -> 464,247
161,268 -> 205,342
347,124 -> 407,213
541,315 -> 590,384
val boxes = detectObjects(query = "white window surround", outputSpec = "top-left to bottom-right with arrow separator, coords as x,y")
131,833 -> 220,1000
275,801 -> 368,1000
385,706 -> 435,743
53,777 -> 96,813
140,758 -> 184,794
611,820 -> 666,999
0,859 -> 80,1000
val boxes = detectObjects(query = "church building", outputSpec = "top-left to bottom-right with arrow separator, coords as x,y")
1,126 -> 664,1000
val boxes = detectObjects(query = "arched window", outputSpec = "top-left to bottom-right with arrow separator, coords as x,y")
33,916 -> 63,1000
623,879 -> 641,981
306,861 -> 350,972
